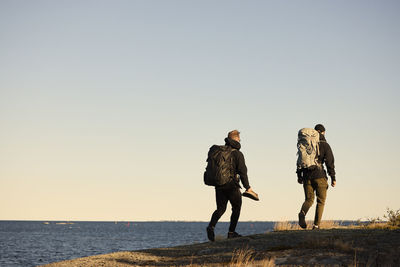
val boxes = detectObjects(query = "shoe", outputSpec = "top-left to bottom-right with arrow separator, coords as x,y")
206,226 -> 215,242
312,225 -> 319,230
298,212 -> 307,229
242,190 -> 259,201
227,231 -> 242,239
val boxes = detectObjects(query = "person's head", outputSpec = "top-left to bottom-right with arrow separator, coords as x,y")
314,124 -> 326,135
228,130 -> 241,142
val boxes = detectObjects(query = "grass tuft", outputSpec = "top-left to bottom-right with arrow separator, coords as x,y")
230,247 -> 255,266
229,247 -> 275,267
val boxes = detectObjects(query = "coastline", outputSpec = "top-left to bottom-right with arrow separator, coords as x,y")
43,228 -> 400,266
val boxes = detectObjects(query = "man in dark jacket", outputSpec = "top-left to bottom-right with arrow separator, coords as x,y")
206,130 -> 256,241
297,124 -> 336,229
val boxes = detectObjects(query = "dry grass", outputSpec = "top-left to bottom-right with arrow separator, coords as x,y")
273,219 -> 399,231
273,221 -> 302,231
346,208 -> 400,230
273,208 -> 400,231
361,222 -> 389,229
184,248 -> 276,267
274,220 -> 339,231
337,221 -> 395,230
230,247 -> 255,266
319,220 -> 340,229
229,247 -> 275,267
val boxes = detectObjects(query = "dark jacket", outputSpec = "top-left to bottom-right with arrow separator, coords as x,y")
298,134 -> 336,181
223,138 -> 251,190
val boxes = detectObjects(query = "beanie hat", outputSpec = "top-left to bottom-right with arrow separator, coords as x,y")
314,124 -> 326,133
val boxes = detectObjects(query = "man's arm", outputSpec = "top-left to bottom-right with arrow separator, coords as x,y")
236,151 -> 250,190
324,143 -> 336,186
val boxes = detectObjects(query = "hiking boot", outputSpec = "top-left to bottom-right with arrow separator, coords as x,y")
206,226 -> 215,242
298,212 -> 307,229
227,232 -> 242,239
312,225 -> 319,230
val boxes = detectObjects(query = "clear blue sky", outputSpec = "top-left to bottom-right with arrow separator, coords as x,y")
1,0 -> 399,221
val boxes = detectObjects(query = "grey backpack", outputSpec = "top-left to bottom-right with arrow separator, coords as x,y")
297,128 -> 320,170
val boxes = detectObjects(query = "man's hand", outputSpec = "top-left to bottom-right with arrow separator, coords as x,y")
245,187 -> 254,193
331,180 -> 336,187
297,172 -> 303,184
243,187 -> 259,201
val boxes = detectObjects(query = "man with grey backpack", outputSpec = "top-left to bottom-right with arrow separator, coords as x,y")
296,124 -> 336,229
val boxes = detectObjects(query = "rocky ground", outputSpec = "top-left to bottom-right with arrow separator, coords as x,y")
43,228 -> 400,266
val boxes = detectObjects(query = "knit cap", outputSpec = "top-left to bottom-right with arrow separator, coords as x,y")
314,124 -> 326,132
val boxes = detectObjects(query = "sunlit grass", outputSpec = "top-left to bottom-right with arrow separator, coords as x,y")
273,220 -> 339,231
230,247 -> 275,267
273,208 -> 400,231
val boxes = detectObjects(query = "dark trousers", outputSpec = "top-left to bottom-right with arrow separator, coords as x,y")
209,180 -> 242,232
300,177 -> 328,226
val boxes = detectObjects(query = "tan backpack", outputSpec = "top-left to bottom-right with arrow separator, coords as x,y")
297,128 -> 320,170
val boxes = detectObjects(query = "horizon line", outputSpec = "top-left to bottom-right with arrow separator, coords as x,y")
0,219 -> 365,222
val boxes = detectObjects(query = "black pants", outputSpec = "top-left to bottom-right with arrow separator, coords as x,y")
209,180 -> 242,232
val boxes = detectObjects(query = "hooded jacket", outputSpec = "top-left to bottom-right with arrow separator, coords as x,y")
223,138 -> 251,190
298,134 -> 336,181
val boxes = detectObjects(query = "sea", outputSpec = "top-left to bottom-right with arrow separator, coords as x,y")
0,221 -> 276,267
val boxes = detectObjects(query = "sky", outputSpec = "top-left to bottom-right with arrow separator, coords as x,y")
1,0 -> 399,222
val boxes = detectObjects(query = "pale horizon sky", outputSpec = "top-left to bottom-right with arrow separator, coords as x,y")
1,1 -> 399,222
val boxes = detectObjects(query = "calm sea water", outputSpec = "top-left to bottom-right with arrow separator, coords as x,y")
0,221 -> 275,266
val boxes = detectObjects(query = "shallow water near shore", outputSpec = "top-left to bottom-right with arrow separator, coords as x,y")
0,220 -> 276,266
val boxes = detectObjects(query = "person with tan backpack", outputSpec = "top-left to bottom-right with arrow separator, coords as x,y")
296,124 -> 336,229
